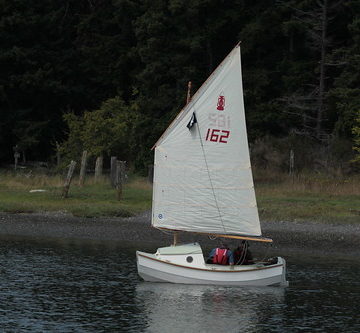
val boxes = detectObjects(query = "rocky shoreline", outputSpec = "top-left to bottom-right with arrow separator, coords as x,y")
0,211 -> 359,260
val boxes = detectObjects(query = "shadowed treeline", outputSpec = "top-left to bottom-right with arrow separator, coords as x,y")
0,0 -> 359,173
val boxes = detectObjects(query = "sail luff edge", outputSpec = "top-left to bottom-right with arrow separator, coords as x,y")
151,45 -> 241,150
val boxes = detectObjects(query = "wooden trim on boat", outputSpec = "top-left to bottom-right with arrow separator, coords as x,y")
205,233 -> 273,243
154,227 -> 273,243
137,252 -> 283,273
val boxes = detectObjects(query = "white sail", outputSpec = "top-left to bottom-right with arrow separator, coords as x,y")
151,45 -> 261,237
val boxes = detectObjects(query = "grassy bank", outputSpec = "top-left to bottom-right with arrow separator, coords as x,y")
255,172 -> 360,224
0,169 -> 359,223
0,171 -> 152,217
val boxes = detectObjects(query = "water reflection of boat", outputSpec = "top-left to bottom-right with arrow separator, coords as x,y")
136,282 -> 285,332
136,44 -> 287,286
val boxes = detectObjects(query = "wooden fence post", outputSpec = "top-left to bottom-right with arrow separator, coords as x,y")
110,156 -> 117,188
148,164 -> 154,183
62,160 -> 76,198
95,155 -> 103,183
120,160 -> 126,184
289,149 -> 294,175
13,145 -> 20,171
14,152 -> 20,171
79,150 -> 88,186
115,160 -> 126,201
55,141 -> 61,167
289,149 -> 295,184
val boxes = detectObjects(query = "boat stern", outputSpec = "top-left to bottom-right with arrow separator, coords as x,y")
277,257 -> 289,287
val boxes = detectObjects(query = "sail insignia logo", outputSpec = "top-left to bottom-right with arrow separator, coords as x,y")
217,95 -> 225,111
158,214 -> 163,219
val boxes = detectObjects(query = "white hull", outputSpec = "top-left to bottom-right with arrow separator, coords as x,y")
137,243 -> 288,287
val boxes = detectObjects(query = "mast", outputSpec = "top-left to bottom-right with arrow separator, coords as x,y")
186,81 -> 192,104
172,81 -> 192,246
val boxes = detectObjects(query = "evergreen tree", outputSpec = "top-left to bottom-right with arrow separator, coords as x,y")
0,0 -> 86,160
0,0 -> 359,172
278,0 -> 350,141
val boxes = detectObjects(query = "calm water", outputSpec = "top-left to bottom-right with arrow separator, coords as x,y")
0,238 -> 359,332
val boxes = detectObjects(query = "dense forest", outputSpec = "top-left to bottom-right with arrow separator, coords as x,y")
0,0 -> 359,174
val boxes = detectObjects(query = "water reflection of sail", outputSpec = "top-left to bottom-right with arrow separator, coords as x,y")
136,283 -> 284,333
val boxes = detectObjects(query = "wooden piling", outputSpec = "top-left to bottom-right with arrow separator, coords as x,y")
115,160 -> 126,200
94,155 -> 103,183
62,160 -> 76,198
148,164 -> 154,183
79,150 -> 88,186
289,149 -> 295,184
55,141 -> 61,167
110,156 -> 117,188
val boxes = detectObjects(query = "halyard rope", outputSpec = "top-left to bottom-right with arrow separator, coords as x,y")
195,113 -> 227,234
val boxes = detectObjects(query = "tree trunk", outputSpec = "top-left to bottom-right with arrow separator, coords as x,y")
316,0 -> 328,139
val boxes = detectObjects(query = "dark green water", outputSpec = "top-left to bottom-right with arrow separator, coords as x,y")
0,238 -> 359,332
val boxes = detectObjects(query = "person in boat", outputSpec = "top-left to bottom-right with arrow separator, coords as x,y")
233,240 -> 254,265
206,243 -> 234,265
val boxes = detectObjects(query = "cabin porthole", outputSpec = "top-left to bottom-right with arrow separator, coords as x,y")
186,256 -> 193,263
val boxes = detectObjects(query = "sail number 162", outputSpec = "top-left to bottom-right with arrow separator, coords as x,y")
205,129 -> 230,143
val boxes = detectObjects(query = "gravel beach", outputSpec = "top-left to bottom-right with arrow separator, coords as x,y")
0,211 -> 359,260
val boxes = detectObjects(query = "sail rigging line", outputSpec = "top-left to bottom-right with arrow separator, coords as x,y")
195,111 -> 228,234
259,242 -> 272,263
235,241 -> 248,265
194,117 -> 262,234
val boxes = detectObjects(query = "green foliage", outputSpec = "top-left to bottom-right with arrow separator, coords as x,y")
59,113 -> 85,164
60,96 -> 140,166
13,119 -> 48,156
328,88 -> 360,138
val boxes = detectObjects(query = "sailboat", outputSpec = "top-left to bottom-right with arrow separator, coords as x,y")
136,44 -> 288,287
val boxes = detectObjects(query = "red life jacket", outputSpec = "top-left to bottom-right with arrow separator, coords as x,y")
213,248 -> 229,265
